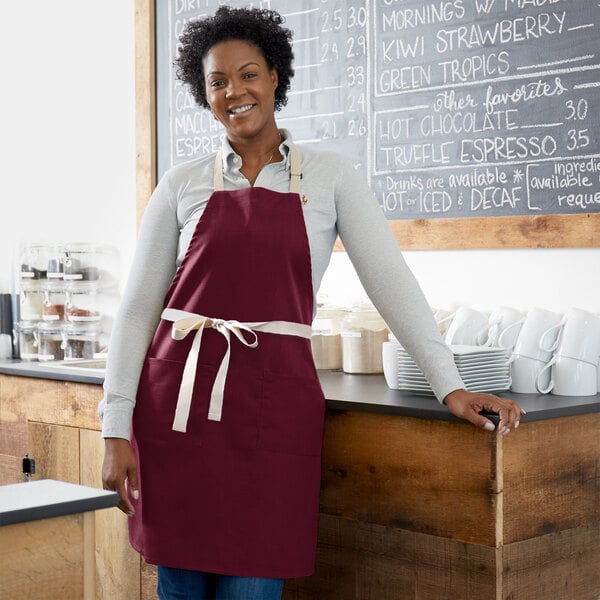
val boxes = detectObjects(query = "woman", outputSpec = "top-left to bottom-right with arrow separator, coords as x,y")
100,6 -> 524,600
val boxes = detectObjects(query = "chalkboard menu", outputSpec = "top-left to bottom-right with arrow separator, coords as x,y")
156,0 -> 600,222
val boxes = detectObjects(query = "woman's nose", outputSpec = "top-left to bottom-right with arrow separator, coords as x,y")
225,81 -> 243,98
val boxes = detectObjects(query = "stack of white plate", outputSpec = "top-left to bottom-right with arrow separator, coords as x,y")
383,342 -> 512,395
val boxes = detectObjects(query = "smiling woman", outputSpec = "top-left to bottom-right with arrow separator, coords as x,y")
201,40 -> 281,184
99,6 -> 524,600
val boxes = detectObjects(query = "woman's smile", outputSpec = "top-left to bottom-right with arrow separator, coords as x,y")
229,104 -> 255,116
203,39 -> 279,144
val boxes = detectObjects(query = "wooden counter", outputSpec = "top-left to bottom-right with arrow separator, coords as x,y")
0,480 -> 118,599
0,364 -> 598,599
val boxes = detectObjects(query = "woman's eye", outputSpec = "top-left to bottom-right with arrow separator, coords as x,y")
242,72 -> 257,80
210,80 -> 225,88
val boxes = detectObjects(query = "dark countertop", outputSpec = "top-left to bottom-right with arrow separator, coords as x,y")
1,360 -> 598,424
0,358 -> 105,384
318,370 -> 600,424
0,479 -> 118,526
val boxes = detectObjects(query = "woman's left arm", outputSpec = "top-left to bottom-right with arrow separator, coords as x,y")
332,156 -> 524,432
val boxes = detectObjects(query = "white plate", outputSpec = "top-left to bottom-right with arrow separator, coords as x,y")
449,345 -> 511,356
455,359 -> 511,368
398,345 -> 509,357
458,366 -> 510,374
461,377 -> 512,386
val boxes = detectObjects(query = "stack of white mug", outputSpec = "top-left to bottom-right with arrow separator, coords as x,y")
529,308 -> 600,396
441,305 -> 524,349
438,306 -> 600,396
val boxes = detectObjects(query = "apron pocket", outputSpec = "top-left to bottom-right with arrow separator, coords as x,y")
258,370 -> 325,456
134,356 -> 218,446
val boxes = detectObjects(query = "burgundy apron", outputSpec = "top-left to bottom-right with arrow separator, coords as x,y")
129,145 -> 325,579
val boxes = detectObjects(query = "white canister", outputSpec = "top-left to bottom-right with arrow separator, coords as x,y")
341,304 -> 389,374
311,304 -> 344,370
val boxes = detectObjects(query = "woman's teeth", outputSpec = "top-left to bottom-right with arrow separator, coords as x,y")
230,105 -> 253,114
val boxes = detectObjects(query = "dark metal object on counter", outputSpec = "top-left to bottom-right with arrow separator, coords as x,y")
22,454 -> 36,480
0,293 -> 13,335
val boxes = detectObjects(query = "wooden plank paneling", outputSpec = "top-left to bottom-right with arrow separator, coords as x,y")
390,213 -> 599,249
141,559 -> 158,600
83,512 -> 96,600
135,0 -> 156,229
334,213 -> 599,251
0,514 -> 84,600
503,415 -> 600,544
0,422 -> 28,458
320,411 -> 500,546
80,428 -> 141,600
0,375 -> 101,431
0,375 -> 64,456
502,525 -> 600,600
283,514 -> 497,600
0,453 -> 22,485
28,421 -> 80,484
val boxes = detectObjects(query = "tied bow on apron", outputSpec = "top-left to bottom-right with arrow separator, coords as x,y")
161,307 -> 312,431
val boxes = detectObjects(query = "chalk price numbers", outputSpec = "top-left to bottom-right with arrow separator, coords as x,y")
161,0 -> 600,220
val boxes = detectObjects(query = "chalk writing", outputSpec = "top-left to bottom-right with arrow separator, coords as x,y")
156,0 -> 600,220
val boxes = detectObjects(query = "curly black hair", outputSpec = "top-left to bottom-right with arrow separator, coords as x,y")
175,6 -> 295,112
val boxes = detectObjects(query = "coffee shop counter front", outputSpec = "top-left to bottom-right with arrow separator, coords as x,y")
0,361 -> 598,600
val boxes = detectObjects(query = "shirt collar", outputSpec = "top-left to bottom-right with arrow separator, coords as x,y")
221,129 -> 294,175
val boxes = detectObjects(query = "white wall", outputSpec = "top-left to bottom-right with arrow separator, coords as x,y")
0,1 -> 136,293
0,1 -> 597,319
320,248 -> 599,316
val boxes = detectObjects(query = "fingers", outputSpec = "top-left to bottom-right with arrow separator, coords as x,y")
115,477 -> 136,516
102,438 -> 138,516
127,467 -> 140,503
444,389 -> 526,434
481,394 -> 525,434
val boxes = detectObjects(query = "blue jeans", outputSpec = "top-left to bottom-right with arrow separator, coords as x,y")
156,566 -> 284,600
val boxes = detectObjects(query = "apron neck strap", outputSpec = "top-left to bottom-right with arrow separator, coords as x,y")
213,142 -> 302,194
289,145 -> 302,194
213,149 -> 225,191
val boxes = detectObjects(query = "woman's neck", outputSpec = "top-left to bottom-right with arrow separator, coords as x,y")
230,129 -> 283,186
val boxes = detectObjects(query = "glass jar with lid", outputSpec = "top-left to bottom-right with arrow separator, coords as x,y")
46,243 -> 66,280
19,279 -> 44,321
311,304 -> 344,370
63,322 -> 102,360
19,243 -> 50,280
41,280 -> 66,321
62,243 -> 105,282
36,321 -> 65,362
64,281 -> 101,322
341,303 -> 389,374
16,320 -> 38,361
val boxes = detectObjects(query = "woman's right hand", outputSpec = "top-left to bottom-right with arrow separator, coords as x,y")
102,438 -> 139,516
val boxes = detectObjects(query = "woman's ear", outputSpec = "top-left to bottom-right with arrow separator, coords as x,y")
270,67 -> 278,90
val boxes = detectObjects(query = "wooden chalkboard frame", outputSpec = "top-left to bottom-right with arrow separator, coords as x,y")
135,0 -> 598,249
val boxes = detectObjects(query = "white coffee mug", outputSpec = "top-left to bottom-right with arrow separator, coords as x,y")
536,354 -> 598,396
512,308 -> 561,363
539,308 -> 600,365
484,306 -> 524,349
433,308 -> 455,335
444,307 -> 489,346
382,341 -> 401,390
510,353 -> 551,394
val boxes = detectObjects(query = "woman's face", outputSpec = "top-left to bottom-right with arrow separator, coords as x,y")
203,39 -> 279,144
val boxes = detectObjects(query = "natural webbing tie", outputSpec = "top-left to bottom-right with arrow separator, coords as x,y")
161,308 -> 312,431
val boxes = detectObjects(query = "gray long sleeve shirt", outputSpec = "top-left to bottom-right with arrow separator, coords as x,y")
99,130 -> 464,440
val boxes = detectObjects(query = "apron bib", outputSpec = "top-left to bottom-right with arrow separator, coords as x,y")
129,145 -> 325,578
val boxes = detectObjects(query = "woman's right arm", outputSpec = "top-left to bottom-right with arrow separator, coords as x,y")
99,173 -> 180,512
98,173 -> 181,441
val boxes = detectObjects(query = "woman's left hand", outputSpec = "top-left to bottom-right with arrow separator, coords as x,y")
443,388 -> 526,434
